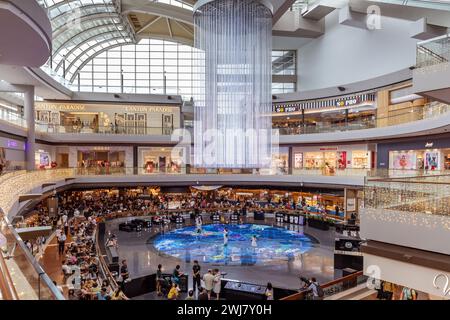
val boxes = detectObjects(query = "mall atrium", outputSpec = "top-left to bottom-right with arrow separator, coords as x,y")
0,0 -> 449,304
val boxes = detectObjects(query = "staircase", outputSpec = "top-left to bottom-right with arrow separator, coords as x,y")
325,283 -> 377,300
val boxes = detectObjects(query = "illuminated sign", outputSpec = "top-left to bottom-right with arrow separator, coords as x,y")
7,140 -> 18,148
425,142 -> 433,148
273,105 -> 300,113
335,97 -> 361,107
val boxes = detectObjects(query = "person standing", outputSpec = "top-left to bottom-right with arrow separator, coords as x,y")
57,231 -> 66,255
120,259 -> 129,289
308,277 -> 324,300
213,269 -> 222,300
203,269 -> 215,300
251,235 -> 257,247
156,264 -> 163,296
265,282 -> 274,300
223,227 -> 229,246
192,260 -> 201,294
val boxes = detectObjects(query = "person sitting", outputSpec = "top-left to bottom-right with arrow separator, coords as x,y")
172,265 -> 183,285
168,283 -> 180,300
111,287 -> 129,300
96,287 -> 109,300
185,289 -> 195,300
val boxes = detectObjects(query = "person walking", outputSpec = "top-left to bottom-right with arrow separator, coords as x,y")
192,260 -> 201,294
57,231 -> 66,255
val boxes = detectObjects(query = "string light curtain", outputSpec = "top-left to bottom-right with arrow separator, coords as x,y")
193,0 -> 273,168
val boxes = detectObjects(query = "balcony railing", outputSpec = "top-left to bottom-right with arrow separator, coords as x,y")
2,166 -> 450,298
275,101 -> 450,136
364,173 -> 450,218
416,33 -> 450,69
0,213 -> 64,300
0,103 -> 449,138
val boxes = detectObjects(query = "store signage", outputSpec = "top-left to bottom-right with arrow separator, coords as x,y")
433,273 -> 450,297
36,102 -> 86,112
92,146 -> 111,151
125,106 -> 172,113
7,140 -> 18,148
36,102 -> 173,114
335,97 -> 361,107
425,142 -> 434,148
273,105 -> 301,113
319,147 -> 338,151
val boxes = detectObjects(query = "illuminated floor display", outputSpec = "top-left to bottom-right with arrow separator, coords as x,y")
152,224 -> 314,265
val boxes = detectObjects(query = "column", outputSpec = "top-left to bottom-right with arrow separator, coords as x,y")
24,86 -> 35,171
345,109 -> 349,127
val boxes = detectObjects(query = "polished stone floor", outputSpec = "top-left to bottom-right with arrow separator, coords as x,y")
106,216 -> 336,292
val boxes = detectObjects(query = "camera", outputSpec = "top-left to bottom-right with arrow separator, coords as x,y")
299,276 -> 310,284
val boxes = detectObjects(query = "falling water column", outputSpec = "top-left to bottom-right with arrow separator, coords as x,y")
193,0 -> 273,169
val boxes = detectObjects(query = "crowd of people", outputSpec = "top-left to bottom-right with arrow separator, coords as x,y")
18,189 -> 344,301
156,260 -> 275,301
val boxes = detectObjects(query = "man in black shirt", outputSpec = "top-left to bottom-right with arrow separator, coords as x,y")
120,259 -> 129,282
192,260 -> 201,293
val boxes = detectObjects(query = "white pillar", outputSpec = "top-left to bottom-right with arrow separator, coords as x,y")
24,86 -> 35,171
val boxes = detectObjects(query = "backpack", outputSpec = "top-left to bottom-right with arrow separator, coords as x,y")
315,283 -> 324,298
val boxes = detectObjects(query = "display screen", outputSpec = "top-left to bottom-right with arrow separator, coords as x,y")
425,151 -> 440,171
337,151 -> 347,169
392,151 -> 416,170
294,153 -> 303,169
40,153 -> 50,166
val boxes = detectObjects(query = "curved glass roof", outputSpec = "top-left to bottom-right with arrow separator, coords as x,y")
38,0 -> 135,81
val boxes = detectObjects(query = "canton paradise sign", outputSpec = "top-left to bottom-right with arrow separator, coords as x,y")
36,102 -> 173,113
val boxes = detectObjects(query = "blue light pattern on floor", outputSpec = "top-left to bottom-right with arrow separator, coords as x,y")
152,224 -> 313,266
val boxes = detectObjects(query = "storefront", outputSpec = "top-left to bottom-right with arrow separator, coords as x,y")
35,101 -> 181,135
35,148 -> 52,169
292,144 -> 374,171
272,93 -> 377,134
272,147 -> 289,173
138,147 -> 183,173
377,136 -> 450,172
77,147 -> 126,168
0,136 -> 26,170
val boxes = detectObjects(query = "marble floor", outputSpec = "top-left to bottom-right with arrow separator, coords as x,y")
107,216 -> 337,293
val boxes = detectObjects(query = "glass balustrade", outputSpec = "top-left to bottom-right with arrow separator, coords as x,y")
0,214 -> 64,300
0,103 -> 449,136
416,33 -> 450,69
